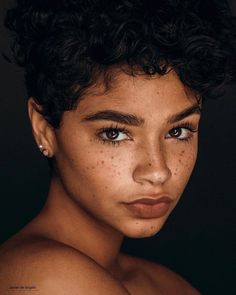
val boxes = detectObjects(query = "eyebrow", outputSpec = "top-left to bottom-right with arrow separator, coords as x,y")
167,103 -> 201,124
82,104 -> 201,126
82,110 -> 145,126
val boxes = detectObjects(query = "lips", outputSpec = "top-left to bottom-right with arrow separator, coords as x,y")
128,196 -> 172,205
124,196 -> 173,219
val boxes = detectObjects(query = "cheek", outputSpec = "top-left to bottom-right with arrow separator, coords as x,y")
64,145 -> 132,199
84,150 -> 133,194
172,144 -> 198,181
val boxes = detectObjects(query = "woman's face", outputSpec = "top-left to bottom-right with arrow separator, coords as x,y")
53,70 -> 201,238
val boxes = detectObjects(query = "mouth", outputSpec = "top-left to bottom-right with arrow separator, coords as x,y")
123,196 -> 173,219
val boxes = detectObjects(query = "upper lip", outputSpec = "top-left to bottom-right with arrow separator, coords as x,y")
126,195 -> 173,205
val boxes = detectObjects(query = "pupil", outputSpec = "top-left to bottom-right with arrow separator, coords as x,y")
171,128 -> 181,137
107,129 -> 118,139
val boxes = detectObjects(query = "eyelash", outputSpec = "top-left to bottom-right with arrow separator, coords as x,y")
95,122 -> 198,146
167,122 -> 198,143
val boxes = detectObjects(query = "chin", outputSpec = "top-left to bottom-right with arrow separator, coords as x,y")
122,217 -> 168,239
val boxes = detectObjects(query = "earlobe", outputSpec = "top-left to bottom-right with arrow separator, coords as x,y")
28,97 -> 56,157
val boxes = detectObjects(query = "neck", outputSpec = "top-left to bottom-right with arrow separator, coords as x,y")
39,176 -> 124,270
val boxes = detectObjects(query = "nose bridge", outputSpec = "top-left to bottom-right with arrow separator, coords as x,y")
132,139 -> 171,185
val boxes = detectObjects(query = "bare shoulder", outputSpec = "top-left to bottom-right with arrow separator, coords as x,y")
120,254 -> 201,295
0,236 -> 130,295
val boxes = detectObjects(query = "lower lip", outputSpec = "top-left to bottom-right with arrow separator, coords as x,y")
124,201 -> 172,219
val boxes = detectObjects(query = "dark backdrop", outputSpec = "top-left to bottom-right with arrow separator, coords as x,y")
0,1 -> 235,294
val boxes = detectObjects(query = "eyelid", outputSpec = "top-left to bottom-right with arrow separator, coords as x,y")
170,122 -> 199,132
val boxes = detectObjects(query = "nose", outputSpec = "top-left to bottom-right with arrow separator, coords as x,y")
132,143 -> 171,186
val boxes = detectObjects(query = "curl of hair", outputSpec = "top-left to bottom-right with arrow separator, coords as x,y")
5,0 -> 236,128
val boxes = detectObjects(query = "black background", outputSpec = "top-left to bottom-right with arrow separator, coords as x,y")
0,1 -> 235,294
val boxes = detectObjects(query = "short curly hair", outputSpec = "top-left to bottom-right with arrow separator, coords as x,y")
5,0 -> 236,128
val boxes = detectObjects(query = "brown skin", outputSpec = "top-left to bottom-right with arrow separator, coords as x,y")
0,70 -> 201,294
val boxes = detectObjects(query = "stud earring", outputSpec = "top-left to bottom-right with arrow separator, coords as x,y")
39,144 -> 51,158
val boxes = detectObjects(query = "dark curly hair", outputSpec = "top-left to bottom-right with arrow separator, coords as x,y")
4,0 -> 236,128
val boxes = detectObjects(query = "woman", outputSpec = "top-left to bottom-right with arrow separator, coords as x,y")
0,0 -> 235,294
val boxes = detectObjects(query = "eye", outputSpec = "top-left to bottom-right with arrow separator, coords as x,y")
166,123 -> 198,141
101,128 -> 127,141
96,126 -> 131,145
169,128 -> 187,138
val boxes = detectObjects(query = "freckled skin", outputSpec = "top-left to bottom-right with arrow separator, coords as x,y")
51,71 -> 200,238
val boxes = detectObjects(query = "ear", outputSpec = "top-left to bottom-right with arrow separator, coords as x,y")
28,98 -> 57,157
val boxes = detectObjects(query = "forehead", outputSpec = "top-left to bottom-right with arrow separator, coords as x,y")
76,69 -> 198,117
